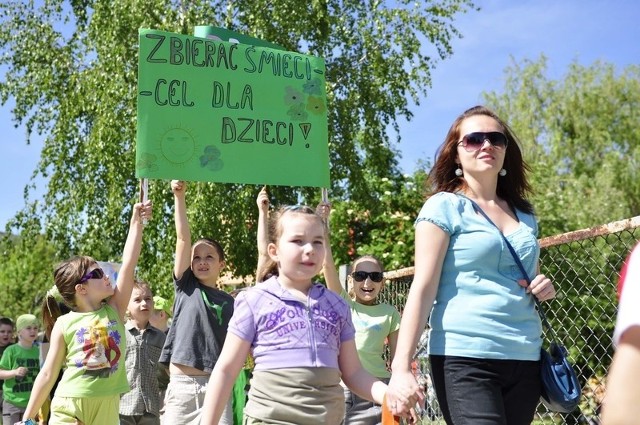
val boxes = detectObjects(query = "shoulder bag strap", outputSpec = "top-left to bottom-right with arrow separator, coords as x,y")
465,197 -> 558,342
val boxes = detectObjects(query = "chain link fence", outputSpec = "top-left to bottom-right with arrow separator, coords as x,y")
380,216 -> 640,424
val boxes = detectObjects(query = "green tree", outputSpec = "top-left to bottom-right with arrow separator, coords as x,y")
328,164 -> 429,272
483,56 -> 640,236
0,0 -> 475,294
0,233 -> 58,319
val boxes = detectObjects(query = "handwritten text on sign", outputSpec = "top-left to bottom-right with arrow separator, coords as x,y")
136,29 -> 329,187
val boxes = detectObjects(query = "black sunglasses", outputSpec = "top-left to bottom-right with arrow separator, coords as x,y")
459,132 -> 508,151
80,268 -> 106,283
351,271 -> 384,283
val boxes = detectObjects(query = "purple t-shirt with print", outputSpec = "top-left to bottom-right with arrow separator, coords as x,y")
229,276 -> 355,371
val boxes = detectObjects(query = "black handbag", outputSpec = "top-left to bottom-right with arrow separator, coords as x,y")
468,199 -> 582,413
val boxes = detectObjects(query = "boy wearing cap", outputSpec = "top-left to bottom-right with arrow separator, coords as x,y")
0,314 -> 40,425
149,296 -> 171,334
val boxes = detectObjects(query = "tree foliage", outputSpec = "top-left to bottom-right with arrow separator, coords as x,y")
0,232 -> 58,319
328,165 -> 429,272
0,0 -> 475,301
483,56 -> 640,236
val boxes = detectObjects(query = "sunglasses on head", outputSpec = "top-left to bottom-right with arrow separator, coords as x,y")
80,268 -> 106,283
351,271 -> 384,283
459,132 -> 508,152
282,204 -> 316,214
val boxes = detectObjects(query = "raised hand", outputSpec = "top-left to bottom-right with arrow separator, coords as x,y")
171,180 -> 186,196
257,186 -> 269,213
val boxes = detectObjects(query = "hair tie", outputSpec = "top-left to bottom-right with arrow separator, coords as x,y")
46,284 -> 62,301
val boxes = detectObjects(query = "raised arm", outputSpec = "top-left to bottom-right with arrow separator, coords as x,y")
387,328 -> 400,366
110,200 -> 152,318
316,202 -> 341,294
172,180 -> 192,280
255,186 -> 269,283
386,220 -> 449,415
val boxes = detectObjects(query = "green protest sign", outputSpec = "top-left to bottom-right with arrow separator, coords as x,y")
136,29 -> 330,188
193,26 -> 285,51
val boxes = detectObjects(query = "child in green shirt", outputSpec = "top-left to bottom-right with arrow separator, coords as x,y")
0,314 -> 40,425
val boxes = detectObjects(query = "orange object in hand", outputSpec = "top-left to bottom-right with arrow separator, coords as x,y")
382,393 -> 401,425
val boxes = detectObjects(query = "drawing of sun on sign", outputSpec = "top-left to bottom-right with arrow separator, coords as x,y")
160,125 -> 199,165
137,124 -> 213,172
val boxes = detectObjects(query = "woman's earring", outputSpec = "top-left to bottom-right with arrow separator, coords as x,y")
499,168 -> 507,177
455,166 -> 463,177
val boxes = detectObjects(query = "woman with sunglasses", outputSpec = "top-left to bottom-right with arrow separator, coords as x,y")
321,215 -> 402,425
386,105 -> 556,425
18,198 -> 152,425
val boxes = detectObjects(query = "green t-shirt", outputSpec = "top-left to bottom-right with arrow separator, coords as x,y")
341,290 -> 401,378
54,304 -> 129,398
0,343 -> 40,407
0,343 -> 12,395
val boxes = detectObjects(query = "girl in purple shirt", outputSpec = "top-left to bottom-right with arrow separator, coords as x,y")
201,205 -> 416,424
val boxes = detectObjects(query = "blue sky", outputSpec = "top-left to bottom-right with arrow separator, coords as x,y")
1,0 -> 639,229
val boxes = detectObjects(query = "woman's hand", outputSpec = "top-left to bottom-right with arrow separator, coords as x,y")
519,273 -> 556,301
386,369 -> 424,419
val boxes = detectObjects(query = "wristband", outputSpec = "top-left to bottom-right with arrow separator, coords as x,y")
19,419 -> 36,425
